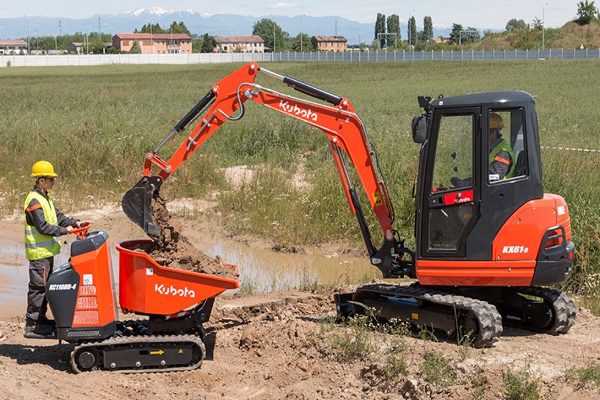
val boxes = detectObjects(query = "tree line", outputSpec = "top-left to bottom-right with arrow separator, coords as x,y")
374,13 -> 479,49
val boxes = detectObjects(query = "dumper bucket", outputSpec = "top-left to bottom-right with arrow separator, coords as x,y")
121,176 -> 163,238
116,240 -> 239,316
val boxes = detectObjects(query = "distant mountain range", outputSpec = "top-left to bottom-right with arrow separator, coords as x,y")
0,7 -> 456,44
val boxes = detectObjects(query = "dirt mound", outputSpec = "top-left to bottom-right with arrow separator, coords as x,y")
140,196 -> 237,280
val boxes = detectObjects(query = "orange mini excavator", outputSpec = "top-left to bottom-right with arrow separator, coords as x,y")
119,63 -> 575,348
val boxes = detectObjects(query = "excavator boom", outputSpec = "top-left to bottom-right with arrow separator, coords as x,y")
122,63 -> 414,277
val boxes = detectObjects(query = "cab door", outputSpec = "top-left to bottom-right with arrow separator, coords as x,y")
420,107 -> 481,259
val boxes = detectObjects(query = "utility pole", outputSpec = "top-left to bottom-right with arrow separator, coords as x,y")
273,23 -> 276,53
26,17 -> 30,54
300,15 -> 303,52
408,9 -> 416,51
542,2 -> 550,50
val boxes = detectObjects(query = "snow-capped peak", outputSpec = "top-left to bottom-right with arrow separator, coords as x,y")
124,7 -> 174,17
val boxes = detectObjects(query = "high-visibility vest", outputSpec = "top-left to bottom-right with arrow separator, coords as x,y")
23,191 -> 61,261
489,138 -> 516,179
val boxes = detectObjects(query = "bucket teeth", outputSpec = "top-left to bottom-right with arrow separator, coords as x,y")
121,176 -> 162,238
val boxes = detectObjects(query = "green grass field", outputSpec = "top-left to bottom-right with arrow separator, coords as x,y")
1,60 -> 599,294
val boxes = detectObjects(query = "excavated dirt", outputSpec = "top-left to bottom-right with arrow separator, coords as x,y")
141,196 -> 237,280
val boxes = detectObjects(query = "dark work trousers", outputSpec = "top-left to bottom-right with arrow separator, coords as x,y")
26,257 -> 54,322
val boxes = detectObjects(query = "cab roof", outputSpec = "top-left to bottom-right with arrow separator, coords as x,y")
431,91 -> 535,108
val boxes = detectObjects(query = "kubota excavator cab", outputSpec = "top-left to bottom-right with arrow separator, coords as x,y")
411,91 -> 573,288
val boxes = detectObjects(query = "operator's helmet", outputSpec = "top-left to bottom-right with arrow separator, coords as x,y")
31,160 -> 58,178
489,113 -> 504,130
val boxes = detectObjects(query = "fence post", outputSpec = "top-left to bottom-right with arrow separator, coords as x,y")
574,48 -> 576,59
441,49 -> 444,60
403,50 -> 405,61
471,49 -> 474,60
482,49 -> 485,60
431,49 -> 434,60
549,48 -> 551,59
526,49 -> 528,60
461,49 -> 464,60
586,48 -> 589,59
537,48 -> 540,59
451,49 -> 453,60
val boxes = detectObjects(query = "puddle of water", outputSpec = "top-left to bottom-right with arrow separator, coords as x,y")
199,239 -> 379,293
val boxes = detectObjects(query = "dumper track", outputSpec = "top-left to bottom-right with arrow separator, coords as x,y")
70,333 -> 205,374
354,284 -> 503,348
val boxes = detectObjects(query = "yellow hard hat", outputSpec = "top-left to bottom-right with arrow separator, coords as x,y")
31,161 -> 58,178
489,113 -> 504,130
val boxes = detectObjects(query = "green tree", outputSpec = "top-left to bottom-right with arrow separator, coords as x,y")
375,13 -> 386,47
386,14 -> 401,48
423,16 -> 433,42
137,23 -> 165,34
530,17 -> 543,30
169,21 -> 191,34
200,33 -> 216,53
253,18 -> 289,52
577,1 -> 598,24
449,23 -> 463,44
290,33 -> 313,51
129,41 -> 141,54
505,18 -> 528,32
371,39 -> 381,50
409,16 -> 417,48
192,36 -> 203,53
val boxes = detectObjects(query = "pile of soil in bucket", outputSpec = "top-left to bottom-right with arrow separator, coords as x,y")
138,196 -> 238,280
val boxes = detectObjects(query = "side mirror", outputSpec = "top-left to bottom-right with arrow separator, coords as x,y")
412,115 -> 428,144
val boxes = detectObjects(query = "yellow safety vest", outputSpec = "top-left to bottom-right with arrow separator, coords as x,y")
23,191 -> 61,261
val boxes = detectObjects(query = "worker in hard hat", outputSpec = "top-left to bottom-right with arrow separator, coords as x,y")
451,112 -> 516,188
23,161 -> 92,338
488,112 -> 515,182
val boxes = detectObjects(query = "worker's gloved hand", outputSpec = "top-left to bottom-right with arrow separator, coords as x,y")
77,220 -> 93,228
451,177 -> 472,188
66,225 -> 75,233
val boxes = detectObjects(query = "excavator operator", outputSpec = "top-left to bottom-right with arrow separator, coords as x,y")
451,112 -> 515,188
487,112 -> 515,182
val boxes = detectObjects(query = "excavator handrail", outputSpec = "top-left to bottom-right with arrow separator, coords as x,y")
123,62 -> 414,278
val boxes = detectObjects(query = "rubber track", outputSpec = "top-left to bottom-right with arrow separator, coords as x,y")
70,334 -> 205,374
518,286 -> 577,334
356,284 -> 503,348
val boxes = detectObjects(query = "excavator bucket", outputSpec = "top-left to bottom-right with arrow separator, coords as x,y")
121,176 -> 163,238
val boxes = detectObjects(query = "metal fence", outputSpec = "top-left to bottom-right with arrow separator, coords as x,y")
1,48 -> 599,68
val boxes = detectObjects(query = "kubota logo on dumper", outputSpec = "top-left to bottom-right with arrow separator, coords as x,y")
278,100 -> 318,122
154,283 -> 196,298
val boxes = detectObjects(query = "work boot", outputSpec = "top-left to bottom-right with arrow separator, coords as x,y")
37,315 -> 56,328
23,318 -> 56,339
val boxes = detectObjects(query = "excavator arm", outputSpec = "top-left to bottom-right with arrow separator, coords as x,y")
122,63 -> 414,278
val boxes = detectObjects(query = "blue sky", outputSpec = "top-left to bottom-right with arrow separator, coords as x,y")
0,0 -> 585,28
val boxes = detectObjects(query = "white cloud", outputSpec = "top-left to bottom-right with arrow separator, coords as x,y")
271,2 -> 299,9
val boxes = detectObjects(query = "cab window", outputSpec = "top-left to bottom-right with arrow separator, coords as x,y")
487,109 -> 528,183
431,114 -> 474,193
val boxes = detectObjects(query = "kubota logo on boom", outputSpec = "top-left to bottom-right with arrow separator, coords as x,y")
278,100 -> 318,122
154,284 -> 196,298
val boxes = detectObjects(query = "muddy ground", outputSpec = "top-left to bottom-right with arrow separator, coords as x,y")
0,205 -> 599,399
